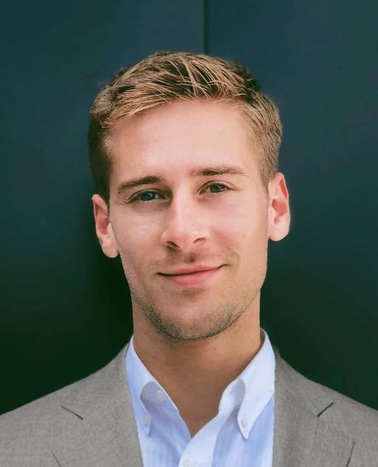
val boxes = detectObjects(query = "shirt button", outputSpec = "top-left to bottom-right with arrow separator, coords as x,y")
241,417 -> 249,429
156,389 -> 166,401
182,460 -> 190,467
141,414 -> 149,426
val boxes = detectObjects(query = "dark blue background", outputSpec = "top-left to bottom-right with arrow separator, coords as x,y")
1,0 -> 377,414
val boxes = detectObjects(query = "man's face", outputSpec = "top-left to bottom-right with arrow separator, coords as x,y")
93,100 -> 290,342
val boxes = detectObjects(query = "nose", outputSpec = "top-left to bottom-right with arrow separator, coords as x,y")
160,196 -> 209,252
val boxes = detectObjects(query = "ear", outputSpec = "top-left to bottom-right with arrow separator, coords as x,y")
267,172 -> 291,242
92,194 -> 119,258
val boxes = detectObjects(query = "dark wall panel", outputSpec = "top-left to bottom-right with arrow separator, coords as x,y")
2,0 -> 377,416
209,0 -> 378,408
0,0 -> 204,414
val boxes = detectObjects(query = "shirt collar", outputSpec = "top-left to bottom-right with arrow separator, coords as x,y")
126,337 -> 156,435
230,331 -> 275,439
126,336 -> 156,400
126,337 -> 179,435
126,331 -> 275,439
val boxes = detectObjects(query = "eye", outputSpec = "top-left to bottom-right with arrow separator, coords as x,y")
205,183 -> 229,194
131,190 -> 161,202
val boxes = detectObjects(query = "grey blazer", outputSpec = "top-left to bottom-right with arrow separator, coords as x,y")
1,345 -> 377,467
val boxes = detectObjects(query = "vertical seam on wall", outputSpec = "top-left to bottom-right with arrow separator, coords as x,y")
203,0 -> 209,54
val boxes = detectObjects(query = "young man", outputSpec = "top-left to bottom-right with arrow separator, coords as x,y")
1,52 -> 377,466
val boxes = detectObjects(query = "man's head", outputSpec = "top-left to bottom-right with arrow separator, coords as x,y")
90,52 -> 290,344
88,51 -> 282,204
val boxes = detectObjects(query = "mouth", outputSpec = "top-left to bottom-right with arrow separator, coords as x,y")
157,266 -> 223,287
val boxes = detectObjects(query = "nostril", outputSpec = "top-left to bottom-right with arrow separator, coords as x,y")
161,222 -> 207,251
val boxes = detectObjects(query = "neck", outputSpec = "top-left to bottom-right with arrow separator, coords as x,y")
133,303 -> 262,436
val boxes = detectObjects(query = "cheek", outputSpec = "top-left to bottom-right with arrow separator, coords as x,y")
112,220 -> 161,269
116,244 -> 149,292
221,203 -> 269,245
112,212 -> 161,246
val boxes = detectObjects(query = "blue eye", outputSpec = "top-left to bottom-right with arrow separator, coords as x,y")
136,191 -> 159,202
207,183 -> 228,193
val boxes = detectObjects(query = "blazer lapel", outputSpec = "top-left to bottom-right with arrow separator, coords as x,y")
49,345 -> 143,467
273,355 -> 355,467
45,344 -> 357,466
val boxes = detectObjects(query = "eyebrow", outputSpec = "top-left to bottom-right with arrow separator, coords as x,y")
117,176 -> 164,193
190,165 -> 247,177
116,165 -> 247,194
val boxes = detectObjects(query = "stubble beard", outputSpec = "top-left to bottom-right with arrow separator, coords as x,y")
124,246 -> 268,343
130,285 -> 260,343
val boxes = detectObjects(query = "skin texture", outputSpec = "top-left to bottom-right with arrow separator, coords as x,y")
93,100 -> 290,434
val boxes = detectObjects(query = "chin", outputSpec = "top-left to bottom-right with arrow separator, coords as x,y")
149,309 -> 241,343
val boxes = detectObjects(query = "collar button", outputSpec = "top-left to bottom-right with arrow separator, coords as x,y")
156,389 -> 166,401
241,416 -> 249,429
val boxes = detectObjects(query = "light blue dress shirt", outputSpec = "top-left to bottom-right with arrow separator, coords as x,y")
126,332 -> 275,467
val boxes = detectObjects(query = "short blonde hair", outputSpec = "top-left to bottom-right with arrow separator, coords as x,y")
88,52 -> 282,202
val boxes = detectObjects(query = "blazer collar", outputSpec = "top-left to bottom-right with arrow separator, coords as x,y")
273,353 -> 355,467
49,344 -> 144,467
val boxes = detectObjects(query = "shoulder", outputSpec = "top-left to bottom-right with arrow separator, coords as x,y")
0,383 -> 79,465
0,345 -> 130,463
275,353 -> 378,451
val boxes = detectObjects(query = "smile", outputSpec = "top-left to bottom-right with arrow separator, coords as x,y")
158,266 -> 222,287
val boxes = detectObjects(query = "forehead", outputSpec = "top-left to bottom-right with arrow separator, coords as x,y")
106,100 -> 260,180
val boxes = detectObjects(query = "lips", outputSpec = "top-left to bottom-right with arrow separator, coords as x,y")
158,265 -> 222,287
